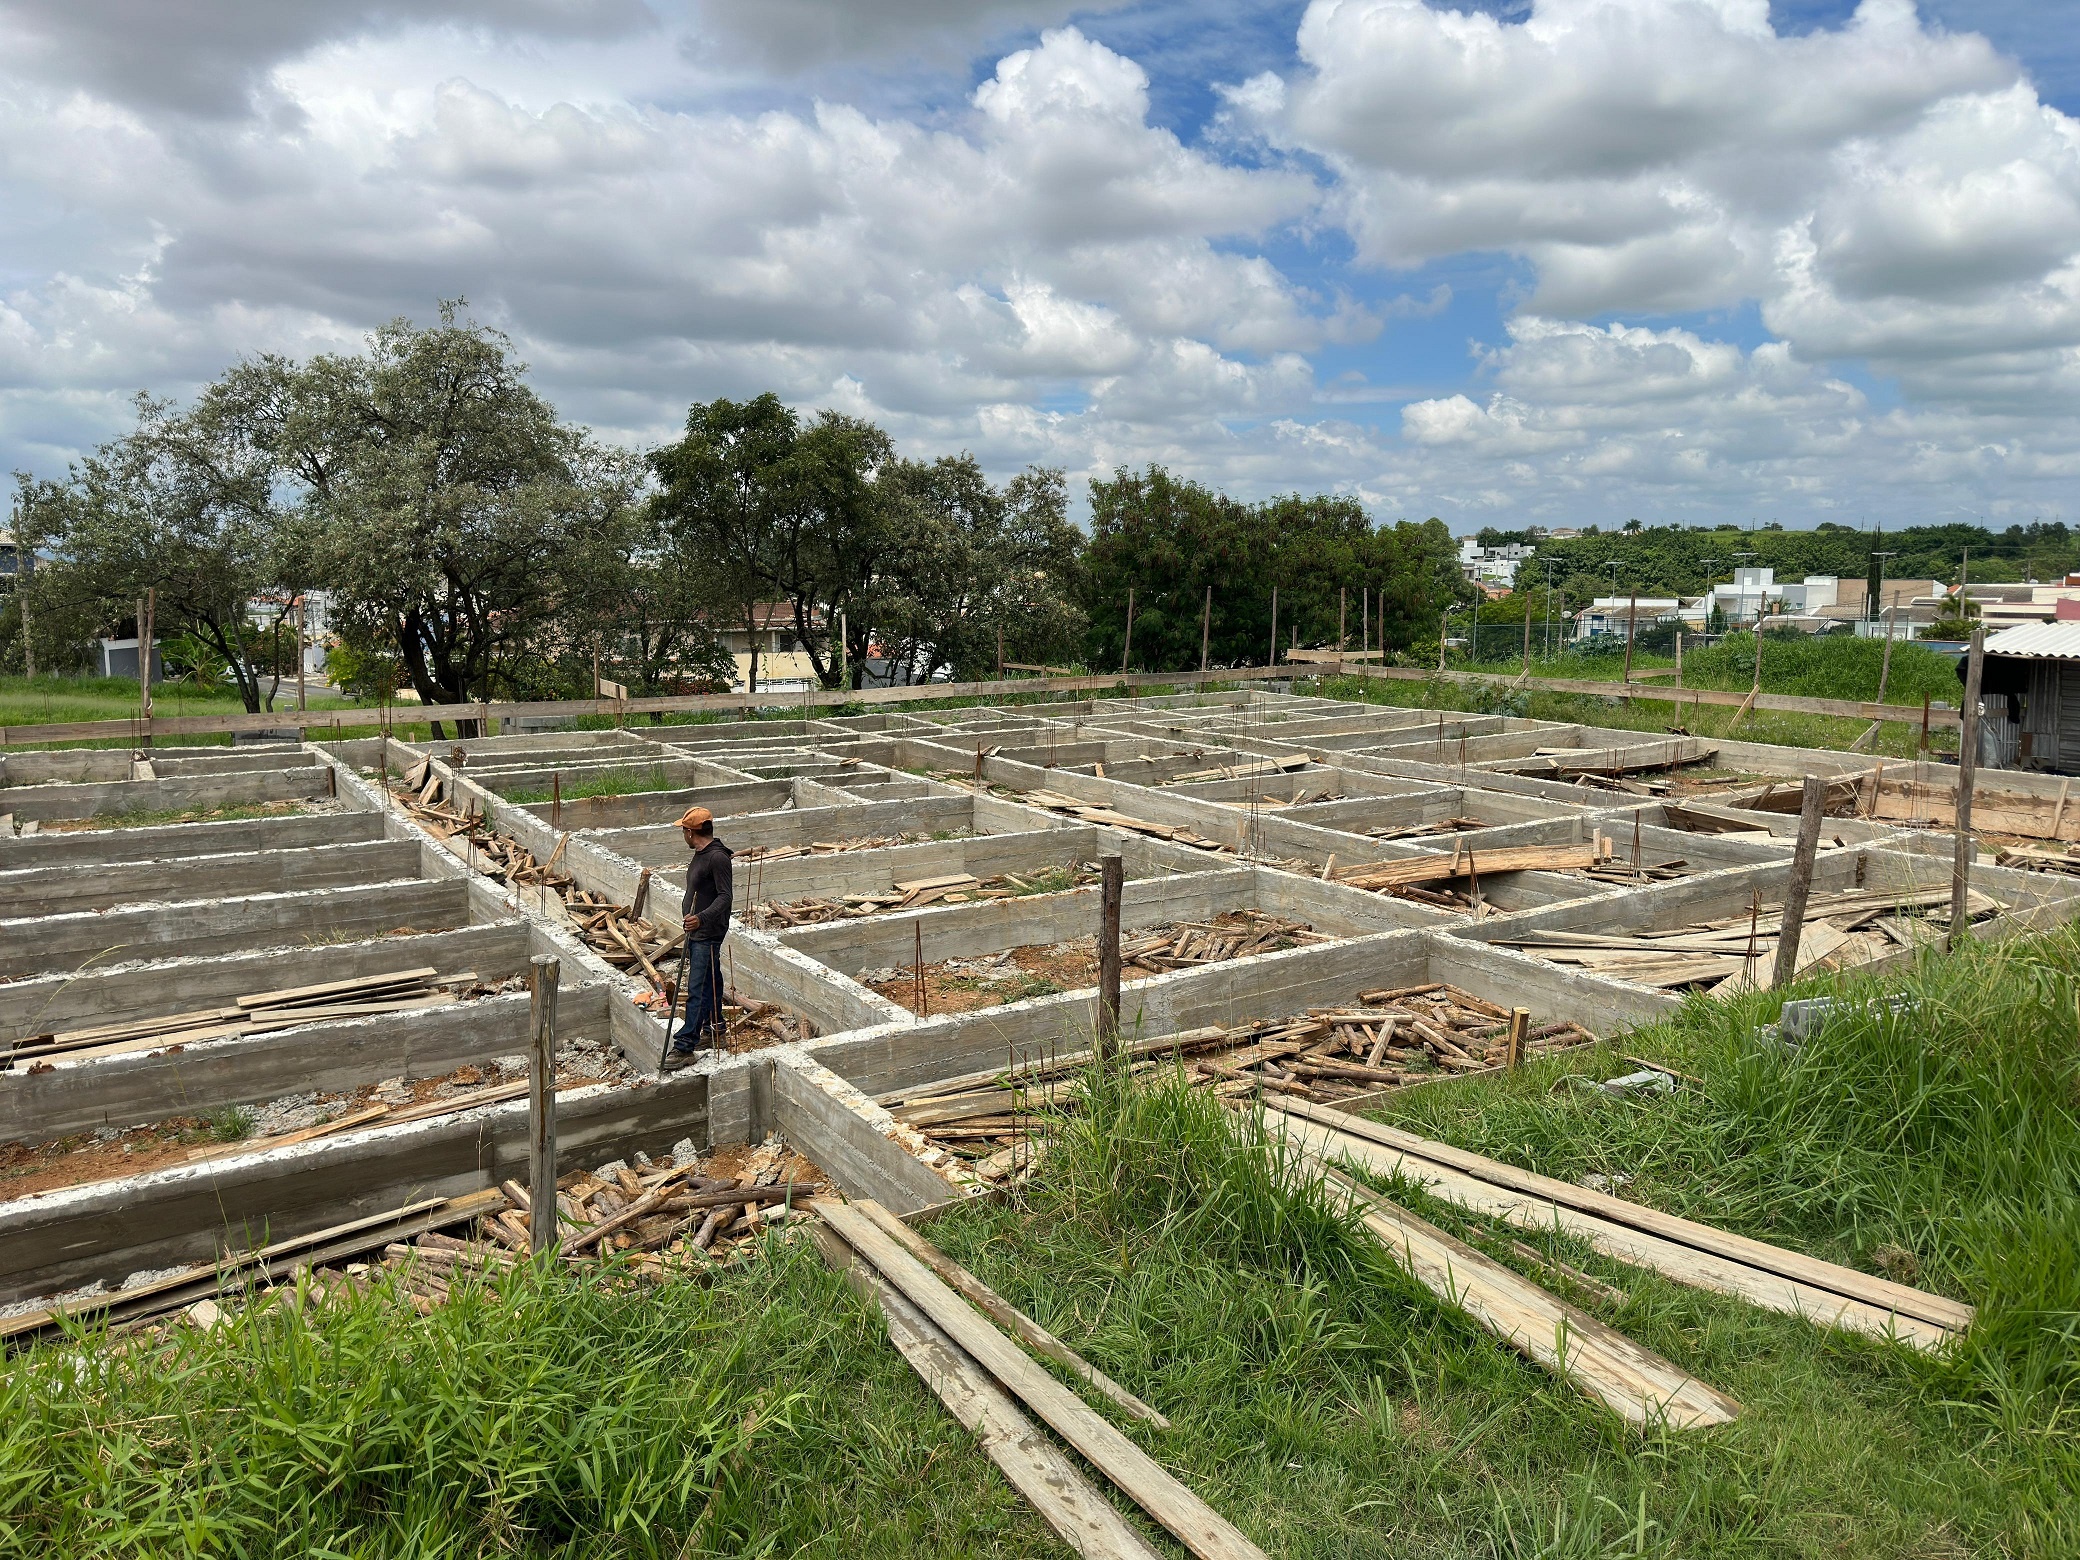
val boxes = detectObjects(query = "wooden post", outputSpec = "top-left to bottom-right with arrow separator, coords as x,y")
840,609 -> 850,691
1121,586 -> 1135,675
1096,855 -> 1123,1060
1505,1007 -> 1529,1069
1200,584 -> 1212,675
1950,627 -> 1985,951
551,772 -> 562,830
631,866 -> 652,920
1338,587 -> 1347,656
916,920 -> 928,1020
1674,630 -> 1683,691
997,627 -> 1004,681
1362,587 -> 1369,657
1438,609 -> 1449,672
1921,694 -> 1931,754
1268,585 -> 1278,667
1622,588 -> 1637,692
1770,775 -> 1828,988
527,954 -> 560,1255
295,593 -> 308,712
137,590 -> 154,748
1521,592 -> 1532,677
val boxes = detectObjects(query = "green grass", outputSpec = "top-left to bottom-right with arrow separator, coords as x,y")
1452,633 -> 1960,708
8,923 -> 2076,1555
500,767 -> 677,804
1305,671 -> 1959,762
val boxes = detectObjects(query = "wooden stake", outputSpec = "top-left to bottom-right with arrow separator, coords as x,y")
295,592 -> 307,713
1268,585 -> 1278,667
1505,1007 -> 1529,1069
1771,775 -> 1828,988
1921,694 -> 1931,754
1121,586 -> 1135,675
1674,629 -> 1683,691
1521,591 -> 1532,676
527,955 -> 559,1255
1875,618 -> 1895,706
1438,609 -> 1449,673
631,867 -> 652,920
915,919 -> 928,1020
1338,587 -> 1346,655
1622,588 -> 1637,696
1097,855 -> 1123,1059
1950,627 -> 1985,951
551,771 -> 562,829
1200,584 -> 1212,675
138,589 -> 154,748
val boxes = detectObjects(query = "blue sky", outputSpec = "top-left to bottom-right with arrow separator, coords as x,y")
1,0 -> 2077,531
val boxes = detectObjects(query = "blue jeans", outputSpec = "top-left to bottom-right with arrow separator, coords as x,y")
673,939 -> 726,1051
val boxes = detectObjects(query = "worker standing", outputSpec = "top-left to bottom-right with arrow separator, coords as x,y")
664,806 -> 733,1068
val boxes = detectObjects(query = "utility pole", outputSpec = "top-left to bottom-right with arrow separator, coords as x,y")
1870,550 -> 1898,703
1950,628 -> 1985,951
1199,584 -> 1212,675
1268,585 -> 1278,666
1622,586 -> 1638,689
1521,578 -> 1532,676
1438,608 -> 1449,672
1361,586 -> 1369,659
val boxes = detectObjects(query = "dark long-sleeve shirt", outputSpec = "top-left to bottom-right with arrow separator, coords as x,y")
682,837 -> 734,942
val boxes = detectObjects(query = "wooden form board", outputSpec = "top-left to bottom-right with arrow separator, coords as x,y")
1268,1098 -> 1970,1336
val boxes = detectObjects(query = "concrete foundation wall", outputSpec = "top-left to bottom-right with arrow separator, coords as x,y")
0,879 -> 472,979
0,922 -> 534,1044
2,983 -> 613,1145
0,837 -> 423,917
0,809 -> 385,869
2,766 -> 333,823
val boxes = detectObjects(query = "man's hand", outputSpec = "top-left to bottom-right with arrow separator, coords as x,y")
683,913 -> 700,933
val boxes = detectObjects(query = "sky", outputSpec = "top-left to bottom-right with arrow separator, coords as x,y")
1,0 -> 2077,532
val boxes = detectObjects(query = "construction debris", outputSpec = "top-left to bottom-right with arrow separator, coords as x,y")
737,831 -> 955,863
1496,884 -> 2007,993
1329,840 -> 1605,911
752,862 -> 1103,927
876,983 -> 1596,1180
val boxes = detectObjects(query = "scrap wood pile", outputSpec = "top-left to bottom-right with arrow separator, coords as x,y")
1994,842 -> 2080,876
753,862 -> 1102,927
1158,753 -> 1314,786
877,982 -> 1596,1179
1328,840 -> 1608,911
1496,883 -> 2006,993
1010,787 -> 1229,850
1492,738 -> 1717,779
1120,909 -> 1332,973
736,831 -> 954,863
5,967 -> 501,1072
1363,815 -> 1488,840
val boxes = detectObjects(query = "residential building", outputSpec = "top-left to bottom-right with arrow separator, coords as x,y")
1978,622 -> 2080,772
1458,538 -> 1534,589
1573,597 -> 1681,640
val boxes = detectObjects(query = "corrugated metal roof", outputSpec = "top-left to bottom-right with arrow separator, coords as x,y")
1982,622 -> 2080,658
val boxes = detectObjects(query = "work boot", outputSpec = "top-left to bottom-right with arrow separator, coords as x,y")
661,1047 -> 701,1074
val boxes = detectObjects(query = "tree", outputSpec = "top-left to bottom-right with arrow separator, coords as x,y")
33,397 -> 314,712
204,303 -> 638,732
865,458 -> 1085,684
649,394 -> 899,689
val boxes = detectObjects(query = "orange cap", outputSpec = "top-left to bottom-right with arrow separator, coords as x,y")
678,806 -> 714,831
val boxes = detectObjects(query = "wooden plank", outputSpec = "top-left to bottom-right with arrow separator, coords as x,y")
1334,843 -> 1596,889
816,1199 -> 1267,1560
236,968 -> 440,1009
1289,1148 -> 1739,1428
1266,1109 -> 1953,1350
856,1200 -> 1169,1428
1269,1099 -> 1973,1332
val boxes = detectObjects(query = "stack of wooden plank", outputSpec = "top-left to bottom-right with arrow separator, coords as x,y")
876,983 -> 1595,1177
1994,842 -> 2080,876
1363,816 -> 1488,840
561,883 -> 682,989
1322,848 -> 1597,898
1495,883 -> 2006,993
1120,909 -> 1332,974
1014,788 -> 1228,850
737,831 -> 950,863
753,863 -> 1102,927
5,968 -> 488,1071
1160,754 -> 1313,786
183,1068 -> 577,1164
1491,739 -> 1716,778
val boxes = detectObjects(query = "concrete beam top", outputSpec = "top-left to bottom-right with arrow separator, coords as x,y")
0,836 -> 425,918
0,808 -> 384,868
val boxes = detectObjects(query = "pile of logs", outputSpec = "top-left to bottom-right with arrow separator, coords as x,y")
1496,884 -> 2006,993
753,863 -> 1102,928
6,967 -> 495,1072
878,982 -> 1596,1176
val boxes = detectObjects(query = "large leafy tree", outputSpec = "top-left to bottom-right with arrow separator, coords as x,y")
649,394 -> 899,688
203,303 -> 638,732
1082,465 -> 1469,670
864,458 -> 1085,684
32,396 -> 315,711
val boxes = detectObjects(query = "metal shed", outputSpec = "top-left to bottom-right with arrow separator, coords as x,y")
1980,623 -> 2080,774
